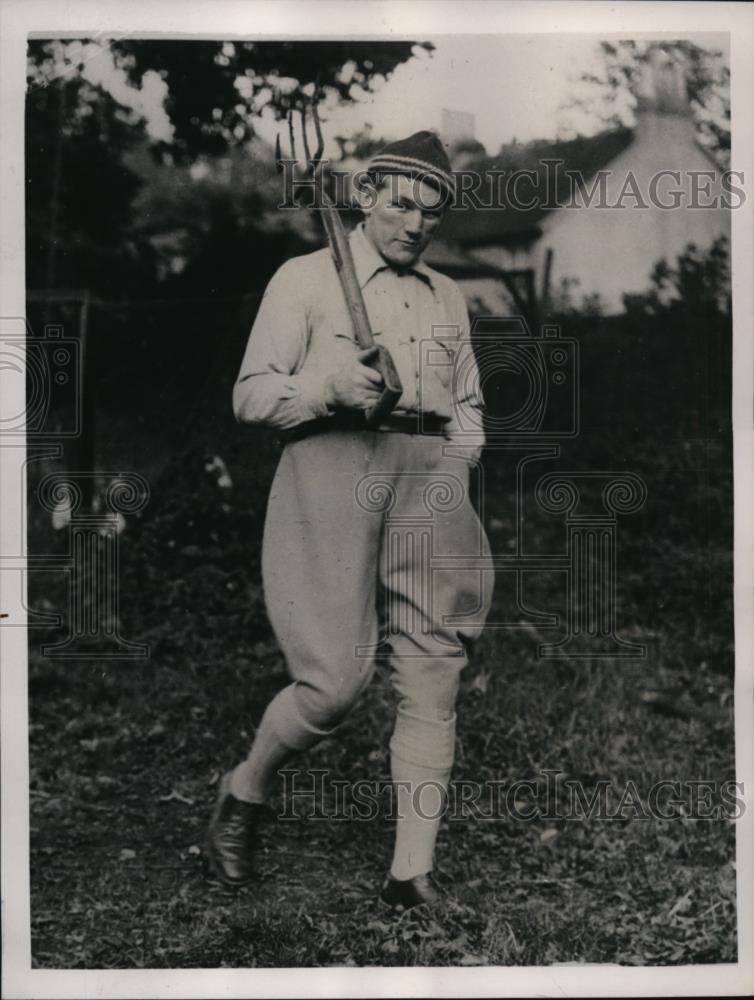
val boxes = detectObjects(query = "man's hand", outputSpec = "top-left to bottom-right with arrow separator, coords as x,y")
324,346 -> 384,410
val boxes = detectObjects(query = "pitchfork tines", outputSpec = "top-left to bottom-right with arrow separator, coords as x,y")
275,95 -> 325,176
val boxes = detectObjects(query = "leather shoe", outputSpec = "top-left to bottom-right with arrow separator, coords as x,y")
380,872 -> 440,911
205,772 -> 268,886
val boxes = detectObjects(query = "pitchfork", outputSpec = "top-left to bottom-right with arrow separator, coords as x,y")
275,96 -> 403,427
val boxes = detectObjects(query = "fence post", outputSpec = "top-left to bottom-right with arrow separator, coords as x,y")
74,291 -> 95,508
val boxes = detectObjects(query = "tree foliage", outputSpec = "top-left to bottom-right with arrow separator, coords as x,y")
623,235 -> 730,317
26,39 -> 429,294
110,40 -> 432,160
568,40 -> 730,164
26,42 -> 159,294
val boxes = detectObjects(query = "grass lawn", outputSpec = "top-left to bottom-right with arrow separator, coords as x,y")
26,410 -> 737,968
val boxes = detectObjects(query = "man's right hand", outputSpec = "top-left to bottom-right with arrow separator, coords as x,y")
324,346 -> 384,410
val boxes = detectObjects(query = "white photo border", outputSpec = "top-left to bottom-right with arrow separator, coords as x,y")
1,1 -> 752,997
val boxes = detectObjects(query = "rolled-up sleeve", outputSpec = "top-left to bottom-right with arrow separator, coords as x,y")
233,260 -> 332,430
443,286 -> 486,464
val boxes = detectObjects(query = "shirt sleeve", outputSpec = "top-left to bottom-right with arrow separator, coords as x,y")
233,259 -> 333,430
443,284 -> 486,465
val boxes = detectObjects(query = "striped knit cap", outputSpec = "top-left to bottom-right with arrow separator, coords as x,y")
366,131 -> 455,203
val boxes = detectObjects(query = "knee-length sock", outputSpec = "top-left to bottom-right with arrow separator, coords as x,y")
230,682 -> 334,804
388,706 -> 455,881
389,754 -> 452,880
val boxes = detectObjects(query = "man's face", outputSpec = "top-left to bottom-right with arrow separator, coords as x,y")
363,174 -> 446,267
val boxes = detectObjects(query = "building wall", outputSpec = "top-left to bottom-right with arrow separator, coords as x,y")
467,113 -> 731,315
539,113 -> 730,313
461,241 -> 539,317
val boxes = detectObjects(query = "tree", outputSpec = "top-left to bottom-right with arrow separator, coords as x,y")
128,138 -> 321,295
566,40 -> 730,165
26,39 -> 431,295
26,40 -> 159,295
110,40 -> 432,161
622,235 -> 730,317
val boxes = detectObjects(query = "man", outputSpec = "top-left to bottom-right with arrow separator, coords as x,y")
207,130 -> 494,909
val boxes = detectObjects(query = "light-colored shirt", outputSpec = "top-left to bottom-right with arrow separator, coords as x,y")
233,222 -> 485,459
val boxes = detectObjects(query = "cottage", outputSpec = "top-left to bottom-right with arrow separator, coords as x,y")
429,48 -> 731,317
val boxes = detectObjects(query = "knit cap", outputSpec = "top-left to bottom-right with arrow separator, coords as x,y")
366,131 -> 455,203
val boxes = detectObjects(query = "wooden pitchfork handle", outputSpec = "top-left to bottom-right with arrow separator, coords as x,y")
277,98 -> 403,427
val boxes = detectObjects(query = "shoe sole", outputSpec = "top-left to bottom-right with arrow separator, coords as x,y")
379,892 -> 438,912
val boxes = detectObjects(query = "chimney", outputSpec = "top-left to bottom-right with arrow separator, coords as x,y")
442,108 -> 486,167
635,47 -> 690,117
442,108 -> 476,146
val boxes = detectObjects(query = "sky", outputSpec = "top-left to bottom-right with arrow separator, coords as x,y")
313,35 -> 616,148
67,33 -> 729,156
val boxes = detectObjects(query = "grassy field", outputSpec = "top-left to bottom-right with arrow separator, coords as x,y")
27,401 -> 737,968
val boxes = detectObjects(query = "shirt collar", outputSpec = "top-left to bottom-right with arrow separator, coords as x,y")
349,222 -> 435,290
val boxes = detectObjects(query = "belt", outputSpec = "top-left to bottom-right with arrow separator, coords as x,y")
286,411 -> 450,442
